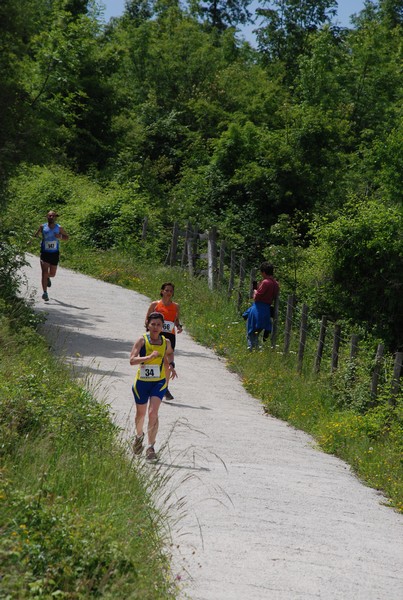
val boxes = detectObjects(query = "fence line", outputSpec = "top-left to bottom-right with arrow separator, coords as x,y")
159,221 -> 402,400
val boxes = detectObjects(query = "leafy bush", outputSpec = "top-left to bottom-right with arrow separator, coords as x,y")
299,198 -> 403,350
0,241 -> 27,302
0,321 -> 115,458
7,165 -> 167,261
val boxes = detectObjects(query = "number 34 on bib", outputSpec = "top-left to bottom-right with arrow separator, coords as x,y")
140,365 -> 161,379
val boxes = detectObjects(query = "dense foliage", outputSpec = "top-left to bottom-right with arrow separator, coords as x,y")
1,0 -> 402,349
0,6 -> 402,592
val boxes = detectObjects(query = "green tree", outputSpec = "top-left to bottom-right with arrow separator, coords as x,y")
255,0 -> 337,72
105,7 -> 255,193
189,0 -> 252,31
124,0 -> 153,23
0,0 -> 51,185
21,0 -> 115,170
334,3 -> 402,199
301,199 -> 403,351
370,118 -> 403,206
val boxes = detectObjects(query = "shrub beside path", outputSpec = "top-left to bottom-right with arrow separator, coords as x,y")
22,255 -> 402,600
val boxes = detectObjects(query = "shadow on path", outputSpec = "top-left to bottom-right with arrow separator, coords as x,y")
163,401 -> 212,411
175,348 -> 216,360
158,462 -> 211,472
52,299 -> 90,310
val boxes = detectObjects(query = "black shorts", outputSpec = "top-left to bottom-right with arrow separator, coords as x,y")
162,332 -> 176,350
40,251 -> 60,266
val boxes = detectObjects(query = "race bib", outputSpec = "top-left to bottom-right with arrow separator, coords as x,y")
140,364 -> 160,379
44,240 -> 57,250
162,321 -> 175,333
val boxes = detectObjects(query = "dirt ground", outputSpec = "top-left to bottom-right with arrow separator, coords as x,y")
21,254 -> 403,600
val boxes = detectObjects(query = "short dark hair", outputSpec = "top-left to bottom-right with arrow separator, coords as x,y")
160,282 -> 175,296
146,312 -> 164,326
260,262 -> 274,276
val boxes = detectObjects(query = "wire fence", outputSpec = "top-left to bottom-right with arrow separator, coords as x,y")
144,220 -> 402,404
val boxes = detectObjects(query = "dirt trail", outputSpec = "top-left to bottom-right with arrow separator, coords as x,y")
22,255 -> 403,600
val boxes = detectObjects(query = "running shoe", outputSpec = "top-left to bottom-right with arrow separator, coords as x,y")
165,389 -> 174,401
42,292 -> 49,301
47,277 -> 52,288
145,446 -> 157,461
133,433 -> 144,455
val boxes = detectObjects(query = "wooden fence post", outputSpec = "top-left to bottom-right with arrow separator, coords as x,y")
181,221 -> 191,268
314,316 -> 328,373
237,258 -> 245,312
271,295 -> 280,349
331,324 -> 341,373
297,304 -> 308,374
169,221 -> 179,267
207,227 -> 217,291
283,295 -> 295,354
390,351 -> 403,406
141,217 -> 148,241
228,250 -> 236,297
187,229 -> 195,276
218,240 -> 226,286
370,343 -> 384,401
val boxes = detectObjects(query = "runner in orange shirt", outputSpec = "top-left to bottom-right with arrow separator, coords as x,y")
145,282 -> 182,400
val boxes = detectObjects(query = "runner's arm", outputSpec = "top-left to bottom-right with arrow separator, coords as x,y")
28,225 -> 43,246
33,225 -> 43,238
164,340 -> 177,379
56,226 -> 69,241
129,337 -> 159,366
165,338 -> 175,365
174,303 -> 183,333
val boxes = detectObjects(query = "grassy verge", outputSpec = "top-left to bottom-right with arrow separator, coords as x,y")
62,248 -> 402,513
0,306 -> 177,599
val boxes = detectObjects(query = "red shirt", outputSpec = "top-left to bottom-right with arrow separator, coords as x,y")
254,276 -> 279,305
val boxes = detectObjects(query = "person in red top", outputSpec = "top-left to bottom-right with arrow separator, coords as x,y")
243,262 -> 279,350
145,282 -> 182,400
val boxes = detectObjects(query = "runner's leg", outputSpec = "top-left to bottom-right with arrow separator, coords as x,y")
48,264 -> 58,282
147,396 -> 162,446
135,402 -> 147,437
40,260 -> 51,292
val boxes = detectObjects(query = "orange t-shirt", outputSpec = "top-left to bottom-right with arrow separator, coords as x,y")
154,300 -> 178,335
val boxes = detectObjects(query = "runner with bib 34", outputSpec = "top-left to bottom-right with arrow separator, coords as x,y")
130,312 -> 177,461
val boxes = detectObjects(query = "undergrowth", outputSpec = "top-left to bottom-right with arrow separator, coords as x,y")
0,310 -> 177,599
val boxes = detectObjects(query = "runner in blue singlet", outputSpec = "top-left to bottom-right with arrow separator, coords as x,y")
33,210 -> 69,301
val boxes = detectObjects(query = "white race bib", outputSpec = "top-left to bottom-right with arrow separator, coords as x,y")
162,321 -> 175,333
44,240 -> 57,250
140,364 -> 160,379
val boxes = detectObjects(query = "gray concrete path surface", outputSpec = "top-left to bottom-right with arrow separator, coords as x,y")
21,255 -> 402,600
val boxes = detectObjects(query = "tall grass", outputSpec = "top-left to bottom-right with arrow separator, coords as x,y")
0,311 -> 177,599
63,248 -> 403,513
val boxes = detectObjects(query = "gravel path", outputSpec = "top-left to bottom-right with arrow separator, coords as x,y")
21,255 -> 403,600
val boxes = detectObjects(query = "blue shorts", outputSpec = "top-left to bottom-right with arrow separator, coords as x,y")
132,378 -> 167,405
